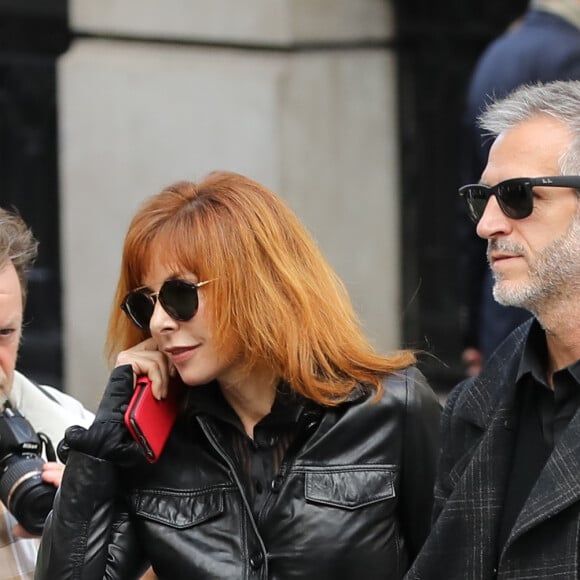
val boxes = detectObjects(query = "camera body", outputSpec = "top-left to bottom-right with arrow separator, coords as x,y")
0,403 -> 56,535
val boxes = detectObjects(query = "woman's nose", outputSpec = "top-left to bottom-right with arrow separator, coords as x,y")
149,300 -> 178,333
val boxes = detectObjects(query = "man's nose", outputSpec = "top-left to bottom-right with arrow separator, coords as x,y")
476,194 -> 513,239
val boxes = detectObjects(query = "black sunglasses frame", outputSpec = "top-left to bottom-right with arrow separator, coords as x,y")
121,279 -> 212,330
458,175 -> 580,223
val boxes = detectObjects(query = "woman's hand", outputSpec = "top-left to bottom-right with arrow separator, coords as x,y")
59,365 -> 144,465
60,339 -> 176,465
115,337 -> 174,400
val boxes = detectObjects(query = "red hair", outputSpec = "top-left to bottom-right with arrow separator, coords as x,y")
106,171 -> 415,405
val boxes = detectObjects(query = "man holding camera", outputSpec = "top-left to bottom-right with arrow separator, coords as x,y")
0,207 -> 93,578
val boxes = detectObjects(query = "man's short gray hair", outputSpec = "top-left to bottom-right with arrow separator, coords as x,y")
479,80 -> 580,174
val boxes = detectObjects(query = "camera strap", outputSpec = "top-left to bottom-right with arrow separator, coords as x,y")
31,381 -> 62,405
26,380 -> 62,462
37,432 -> 56,462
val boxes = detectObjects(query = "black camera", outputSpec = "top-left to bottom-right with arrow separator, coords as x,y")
0,402 -> 57,535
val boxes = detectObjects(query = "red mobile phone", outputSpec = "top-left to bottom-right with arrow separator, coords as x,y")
124,376 -> 181,463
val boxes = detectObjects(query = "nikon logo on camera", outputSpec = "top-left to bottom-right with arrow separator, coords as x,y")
21,443 -> 38,451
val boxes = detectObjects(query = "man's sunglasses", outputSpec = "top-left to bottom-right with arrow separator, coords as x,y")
458,176 -> 580,223
121,279 -> 213,330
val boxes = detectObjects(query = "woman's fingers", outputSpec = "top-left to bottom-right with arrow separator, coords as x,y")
114,338 -> 170,399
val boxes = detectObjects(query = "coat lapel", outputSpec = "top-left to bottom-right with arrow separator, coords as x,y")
407,322 -> 532,579
507,403 -> 580,545
451,390 -> 516,563
454,321 -> 532,429
436,324 -> 531,573
430,355 -> 522,575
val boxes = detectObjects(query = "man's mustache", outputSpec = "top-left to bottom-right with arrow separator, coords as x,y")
487,239 -> 526,261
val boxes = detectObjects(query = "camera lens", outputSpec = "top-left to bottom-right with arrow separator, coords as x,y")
0,456 -> 56,535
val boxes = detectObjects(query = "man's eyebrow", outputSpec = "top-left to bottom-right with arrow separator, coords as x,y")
0,317 -> 22,327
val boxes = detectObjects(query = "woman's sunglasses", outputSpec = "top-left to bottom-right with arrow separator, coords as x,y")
458,175 -> 580,223
121,279 -> 213,330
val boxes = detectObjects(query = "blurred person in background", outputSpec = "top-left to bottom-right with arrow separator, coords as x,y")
36,171 -> 441,580
458,0 -> 580,376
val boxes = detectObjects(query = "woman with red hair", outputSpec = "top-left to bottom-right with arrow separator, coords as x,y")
36,171 -> 441,579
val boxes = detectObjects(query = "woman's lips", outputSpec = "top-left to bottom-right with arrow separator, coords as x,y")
165,345 -> 198,364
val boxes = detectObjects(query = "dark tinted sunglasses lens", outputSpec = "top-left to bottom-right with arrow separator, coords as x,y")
496,182 -> 532,219
463,187 -> 489,223
123,291 -> 154,329
158,280 -> 199,321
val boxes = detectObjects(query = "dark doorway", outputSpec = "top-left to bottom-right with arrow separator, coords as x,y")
0,0 -> 69,387
394,0 -> 528,393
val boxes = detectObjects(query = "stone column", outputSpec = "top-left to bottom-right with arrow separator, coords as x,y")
60,0 -> 399,409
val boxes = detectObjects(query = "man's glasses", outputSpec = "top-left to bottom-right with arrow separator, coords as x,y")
121,279 -> 213,330
458,176 -> 580,223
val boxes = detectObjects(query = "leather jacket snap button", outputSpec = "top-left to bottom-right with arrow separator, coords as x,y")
249,552 -> 264,569
270,475 -> 283,493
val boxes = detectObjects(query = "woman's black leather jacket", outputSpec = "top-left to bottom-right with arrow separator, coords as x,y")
35,366 -> 441,580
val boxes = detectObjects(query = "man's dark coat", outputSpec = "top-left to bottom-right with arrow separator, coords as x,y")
407,319 -> 580,579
